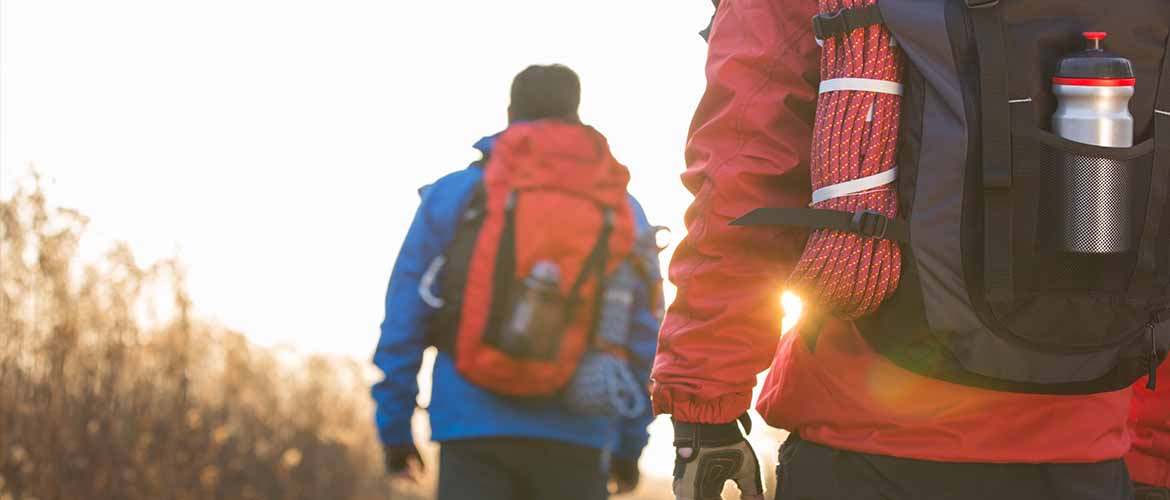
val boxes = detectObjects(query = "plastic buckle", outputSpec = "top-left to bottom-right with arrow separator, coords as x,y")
1154,309 -> 1170,325
964,0 -> 999,8
851,210 -> 890,239
811,10 -> 846,41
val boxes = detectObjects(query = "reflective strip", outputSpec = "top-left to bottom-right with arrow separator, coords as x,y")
419,256 -> 446,308
1156,109 -> 1170,117
811,167 -> 898,206
819,78 -> 904,96
1009,98 -> 1033,104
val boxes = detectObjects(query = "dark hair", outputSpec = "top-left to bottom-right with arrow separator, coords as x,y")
508,64 -> 581,123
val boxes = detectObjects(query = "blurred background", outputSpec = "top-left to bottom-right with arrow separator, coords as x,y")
1,1 -> 797,498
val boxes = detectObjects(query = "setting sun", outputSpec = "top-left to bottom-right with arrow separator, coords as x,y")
781,291 -> 803,334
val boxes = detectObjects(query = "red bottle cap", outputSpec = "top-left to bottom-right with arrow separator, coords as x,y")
1053,31 -> 1134,85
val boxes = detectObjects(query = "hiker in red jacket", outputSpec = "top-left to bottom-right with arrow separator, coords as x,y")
652,1 -> 1169,499
1130,362 -> 1170,500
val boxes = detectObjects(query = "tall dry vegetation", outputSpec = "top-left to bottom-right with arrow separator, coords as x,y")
0,176 -> 422,500
0,175 -> 684,500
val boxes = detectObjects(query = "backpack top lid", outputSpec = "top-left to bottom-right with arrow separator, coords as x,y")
1054,32 -> 1136,84
485,120 -> 631,206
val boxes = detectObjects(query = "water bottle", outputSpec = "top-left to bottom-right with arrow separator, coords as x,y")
596,261 -> 638,347
1052,32 -> 1135,148
501,260 -> 563,357
1045,32 -> 1137,253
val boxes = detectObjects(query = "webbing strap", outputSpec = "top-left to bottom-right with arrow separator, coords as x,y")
819,78 -> 905,96
1133,34 -> 1170,293
732,207 -> 911,242
969,3 -> 1015,304
578,209 -> 614,346
571,209 -> 614,300
811,4 -> 885,42
811,167 -> 898,205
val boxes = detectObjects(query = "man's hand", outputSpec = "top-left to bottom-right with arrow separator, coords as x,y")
609,457 -> 641,495
1134,483 -> 1170,500
384,444 -> 425,483
671,418 -> 764,500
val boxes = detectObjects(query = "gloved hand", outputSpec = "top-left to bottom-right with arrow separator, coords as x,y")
384,443 -> 425,482
1134,482 -> 1170,500
672,416 -> 763,500
609,457 -> 641,495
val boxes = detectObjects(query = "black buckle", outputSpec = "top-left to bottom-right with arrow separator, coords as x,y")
811,11 -> 846,41
964,0 -> 1000,8
812,5 -> 885,41
1154,309 -> 1170,325
851,210 -> 890,239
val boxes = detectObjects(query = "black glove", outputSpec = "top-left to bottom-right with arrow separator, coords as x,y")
1135,483 -> 1170,500
384,444 -> 425,482
672,416 -> 763,500
609,457 -> 641,495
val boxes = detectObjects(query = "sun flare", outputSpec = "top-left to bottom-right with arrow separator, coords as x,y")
781,291 -> 803,334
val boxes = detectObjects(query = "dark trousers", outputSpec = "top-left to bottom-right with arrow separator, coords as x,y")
437,438 -> 607,500
774,434 -> 1133,500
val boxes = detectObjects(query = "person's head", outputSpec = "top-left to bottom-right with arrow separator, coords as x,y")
508,64 -> 581,124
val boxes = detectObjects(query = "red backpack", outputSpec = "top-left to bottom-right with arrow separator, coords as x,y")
433,121 -> 636,397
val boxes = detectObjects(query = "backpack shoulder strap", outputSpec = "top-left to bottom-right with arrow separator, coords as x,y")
430,181 -> 488,351
1132,34 -> 1170,293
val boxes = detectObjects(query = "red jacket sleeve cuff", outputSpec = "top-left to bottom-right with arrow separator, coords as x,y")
651,383 -> 752,424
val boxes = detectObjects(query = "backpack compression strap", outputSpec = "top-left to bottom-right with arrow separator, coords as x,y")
733,208 -> 910,242
811,4 -> 885,44
570,208 -> 614,330
968,0 -> 1027,305
736,0 -> 907,321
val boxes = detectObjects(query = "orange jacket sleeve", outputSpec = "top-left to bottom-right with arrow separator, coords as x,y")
650,0 -> 821,424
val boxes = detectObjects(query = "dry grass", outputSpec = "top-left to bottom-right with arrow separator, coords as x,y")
0,175 -> 406,500
0,175 -> 684,500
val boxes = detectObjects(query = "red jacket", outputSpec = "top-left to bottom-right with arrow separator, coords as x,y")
1128,362 -> 1170,487
650,0 -> 1130,463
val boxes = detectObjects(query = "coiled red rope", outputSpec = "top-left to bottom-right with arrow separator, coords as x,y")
789,0 -> 906,320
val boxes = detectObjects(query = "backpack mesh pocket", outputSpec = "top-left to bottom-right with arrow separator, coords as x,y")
1025,132 -> 1154,294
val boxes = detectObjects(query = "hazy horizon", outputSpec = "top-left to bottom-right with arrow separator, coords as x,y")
2,0 -> 711,361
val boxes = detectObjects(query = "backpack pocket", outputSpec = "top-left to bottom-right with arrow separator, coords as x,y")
489,270 -> 574,361
986,127 -> 1163,352
942,121 -> 1169,391
1029,132 -> 1155,293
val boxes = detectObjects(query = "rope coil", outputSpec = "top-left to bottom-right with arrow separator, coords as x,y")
789,0 -> 907,320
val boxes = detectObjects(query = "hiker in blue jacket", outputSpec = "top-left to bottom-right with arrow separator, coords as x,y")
371,64 -> 660,500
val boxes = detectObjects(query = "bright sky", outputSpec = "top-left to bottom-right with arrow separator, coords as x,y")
1,0 -> 712,359
2,1 -> 818,481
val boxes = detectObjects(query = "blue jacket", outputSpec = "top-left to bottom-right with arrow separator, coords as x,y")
371,134 -> 660,460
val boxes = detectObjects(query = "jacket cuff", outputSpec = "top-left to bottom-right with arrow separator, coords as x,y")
672,418 -> 745,448
651,384 -> 752,424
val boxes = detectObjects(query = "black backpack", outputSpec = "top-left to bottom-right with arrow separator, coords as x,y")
751,0 -> 1170,394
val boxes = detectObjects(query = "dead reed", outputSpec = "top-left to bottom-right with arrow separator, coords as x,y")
0,175 -> 418,500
